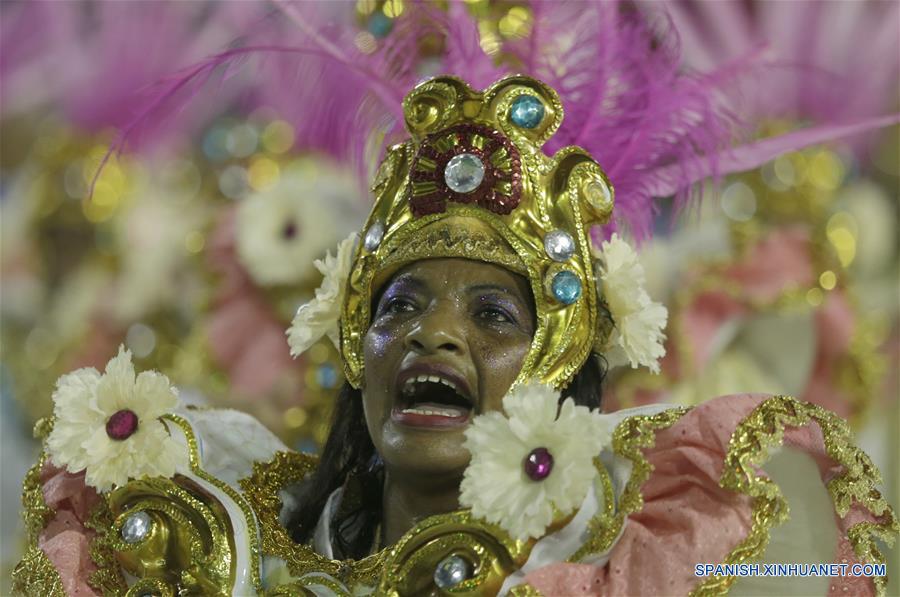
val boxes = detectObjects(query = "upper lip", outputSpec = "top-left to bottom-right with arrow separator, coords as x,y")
395,361 -> 476,410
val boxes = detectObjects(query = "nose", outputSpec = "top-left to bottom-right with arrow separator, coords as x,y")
404,302 -> 466,356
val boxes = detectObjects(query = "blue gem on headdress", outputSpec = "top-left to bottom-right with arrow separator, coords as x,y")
444,153 -> 485,194
552,271 -> 581,304
509,94 -> 545,129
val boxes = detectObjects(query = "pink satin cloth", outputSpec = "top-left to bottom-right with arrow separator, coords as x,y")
524,394 -> 883,596
37,464 -> 101,596
206,208 -> 296,396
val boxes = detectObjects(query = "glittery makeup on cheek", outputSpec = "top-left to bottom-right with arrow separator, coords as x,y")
366,324 -> 399,360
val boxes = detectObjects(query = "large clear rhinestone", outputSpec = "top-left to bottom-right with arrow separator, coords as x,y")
544,230 -> 575,262
121,511 -> 152,544
363,220 -> 385,251
509,94 -> 545,129
444,153 -> 485,194
434,554 -> 471,590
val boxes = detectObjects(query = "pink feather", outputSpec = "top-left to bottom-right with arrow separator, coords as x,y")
662,0 -> 900,156
80,0 -> 897,241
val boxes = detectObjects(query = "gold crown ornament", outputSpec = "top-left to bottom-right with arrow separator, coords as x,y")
339,75 -> 617,390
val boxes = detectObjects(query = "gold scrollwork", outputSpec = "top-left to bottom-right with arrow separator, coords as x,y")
240,451 -> 389,588
378,510 -> 532,596
98,475 -> 237,596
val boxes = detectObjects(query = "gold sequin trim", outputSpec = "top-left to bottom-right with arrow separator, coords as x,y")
690,395 -> 899,597
10,544 -> 66,596
20,452 -> 52,542
570,408 -> 688,561
239,451 -> 388,589
14,429 -> 74,595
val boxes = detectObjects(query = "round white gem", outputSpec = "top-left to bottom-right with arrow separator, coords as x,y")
121,511 -> 152,544
544,230 -> 575,261
584,179 -> 612,211
444,153 -> 485,194
434,554 -> 471,589
363,220 -> 385,251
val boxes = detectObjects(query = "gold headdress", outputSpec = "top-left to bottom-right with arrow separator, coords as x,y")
339,75 -> 617,390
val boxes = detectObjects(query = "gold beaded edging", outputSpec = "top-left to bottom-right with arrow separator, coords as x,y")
570,408 -> 689,562
238,451 -> 388,589
161,413 -> 265,591
690,395 -> 899,597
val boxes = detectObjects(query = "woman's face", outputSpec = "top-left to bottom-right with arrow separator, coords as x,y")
362,258 -> 535,482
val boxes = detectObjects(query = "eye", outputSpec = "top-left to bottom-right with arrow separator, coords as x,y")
382,296 -> 417,315
476,306 -> 514,324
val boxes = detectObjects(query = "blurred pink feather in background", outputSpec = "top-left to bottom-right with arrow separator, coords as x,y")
1,1 -> 270,150
661,0 -> 900,158
89,0 -> 898,242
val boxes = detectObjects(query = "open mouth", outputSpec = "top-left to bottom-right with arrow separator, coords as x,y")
391,373 -> 474,428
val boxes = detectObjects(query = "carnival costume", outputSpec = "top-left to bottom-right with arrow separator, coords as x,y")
13,73 -> 897,597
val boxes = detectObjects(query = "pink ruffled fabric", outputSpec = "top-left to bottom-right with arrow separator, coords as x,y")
38,463 -> 101,596
525,394 -> 883,596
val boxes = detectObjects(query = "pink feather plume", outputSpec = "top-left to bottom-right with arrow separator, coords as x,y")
69,0 -> 898,239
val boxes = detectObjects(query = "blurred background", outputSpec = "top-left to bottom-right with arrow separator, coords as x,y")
1,1 -> 897,593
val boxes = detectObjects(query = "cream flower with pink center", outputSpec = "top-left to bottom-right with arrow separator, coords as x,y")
46,346 -> 188,492
460,382 -> 611,540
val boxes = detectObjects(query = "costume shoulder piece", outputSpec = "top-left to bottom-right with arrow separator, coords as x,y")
14,349 -> 897,596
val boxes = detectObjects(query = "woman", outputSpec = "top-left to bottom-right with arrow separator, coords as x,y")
15,76 -> 896,596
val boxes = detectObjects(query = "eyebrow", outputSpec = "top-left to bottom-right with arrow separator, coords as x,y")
383,275 -> 427,293
468,284 -> 524,301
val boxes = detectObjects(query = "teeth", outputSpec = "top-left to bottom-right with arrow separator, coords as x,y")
402,406 -> 464,417
402,374 -> 460,394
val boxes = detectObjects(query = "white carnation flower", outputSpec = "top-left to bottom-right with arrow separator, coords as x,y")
286,232 -> 358,356
236,163 -> 359,286
46,346 -> 188,492
460,382 -> 611,540
594,234 -> 668,373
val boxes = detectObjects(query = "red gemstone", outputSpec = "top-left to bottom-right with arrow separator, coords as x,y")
524,447 -> 554,481
105,409 -> 139,440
